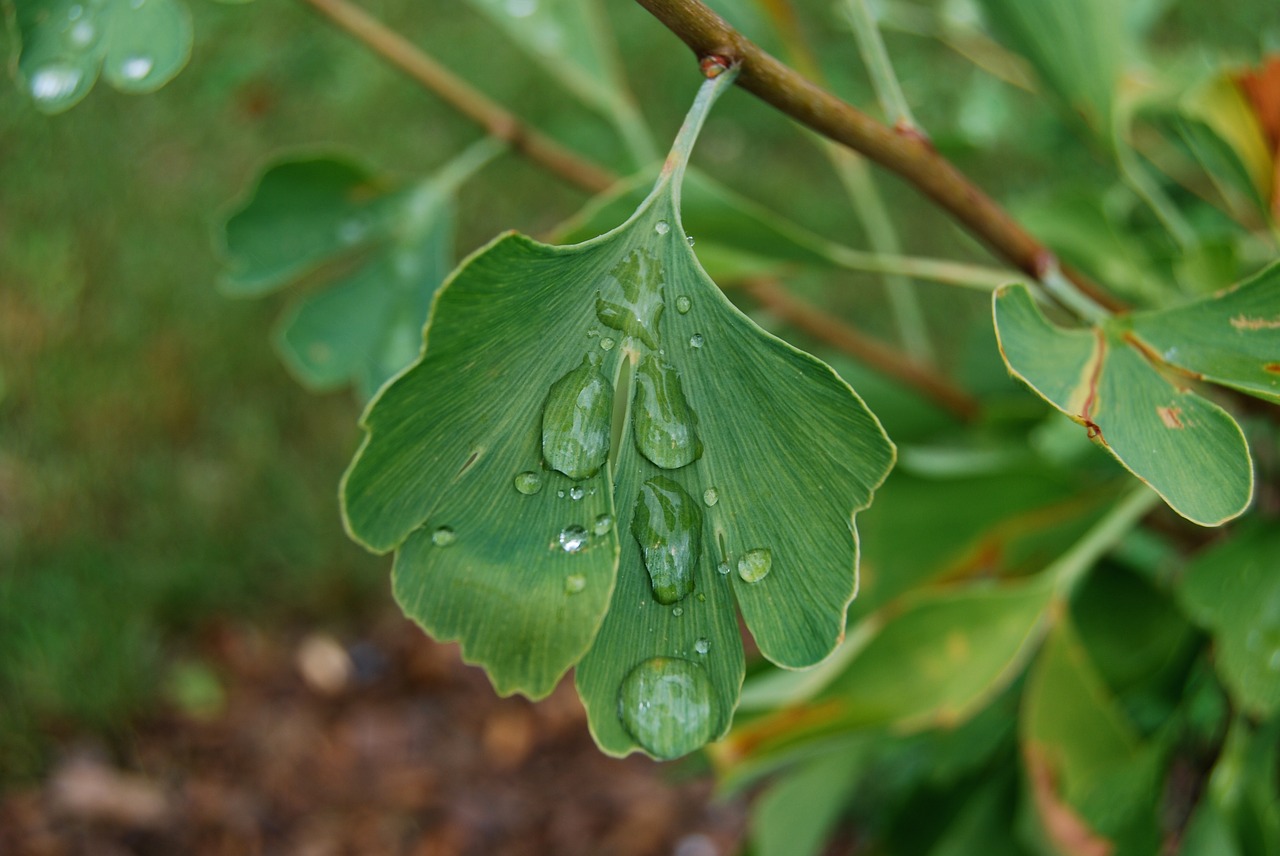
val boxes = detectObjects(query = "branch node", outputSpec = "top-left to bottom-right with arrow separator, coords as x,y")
893,119 -> 933,151
699,52 -> 735,78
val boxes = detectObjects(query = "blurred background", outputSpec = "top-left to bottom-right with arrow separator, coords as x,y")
2,0 -> 1278,853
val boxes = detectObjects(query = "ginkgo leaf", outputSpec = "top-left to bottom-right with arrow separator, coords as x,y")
993,283 -> 1252,526
217,141 -> 502,399
341,71 -> 895,759
12,0 -> 194,114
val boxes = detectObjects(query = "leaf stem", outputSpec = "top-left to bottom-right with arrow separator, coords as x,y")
631,0 -> 1126,313
841,0 -> 919,134
298,0 -> 619,194
661,62 -> 741,195
744,279 -> 980,421
1049,484 -> 1160,599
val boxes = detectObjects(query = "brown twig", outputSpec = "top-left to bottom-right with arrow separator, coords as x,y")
300,0 -> 619,194
633,0 -> 1126,313
745,279 -> 980,421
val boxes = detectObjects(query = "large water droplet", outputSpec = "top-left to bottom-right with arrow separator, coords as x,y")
694,638 -> 710,655
702,488 -> 718,507
737,549 -> 772,583
617,657 -> 715,760
675,296 -> 691,314
29,64 -> 83,105
593,513 -> 613,536
633,355 -> 702,469
689,334 -> 704,349
595,249 -> 665,350
655,220 -> 671,236
514,471 -> 543,495
559,525 -> 588,553
565,574 -> 586,595
431,526 -> 456,547
542,354 -> 613,479
632,476 -> 702,605
119,55 -> 154,82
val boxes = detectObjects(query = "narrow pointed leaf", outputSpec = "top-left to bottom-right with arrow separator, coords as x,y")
343,76 -> 895,756
1126,261 -> 1280,404
993,283 -> 1252,526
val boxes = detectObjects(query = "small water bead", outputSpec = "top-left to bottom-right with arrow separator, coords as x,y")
565,574 -> 586,595
675,296 -> 691,314
514,471 -> 543,495
30,65 -> 83,103
593,514 -> 613,536
559,525 -> 588,553
431,527 -> 456,547
600,337 -> 615,351
672,607 -> 684,617
694,638 -> 710,655
717,562 -> 731,575
120,55 -> 154,82
689,334 -> 704,350
557,490 -> 565,498
69,20 -> 95,48
686,235 -> 696,247
654,220 -> 671,236
737,548 -> 773,583
702,488 -> 718,507
617,658 -> 715,759
569,486 -> 585,501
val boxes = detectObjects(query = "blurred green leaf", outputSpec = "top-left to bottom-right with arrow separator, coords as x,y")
1178,523 -> 1280,717
12,0 -> 194,114
342,77 -> 894,758
1178,74 -> 1275,215
750,742 -> 865,856
993,283 -> 1252,525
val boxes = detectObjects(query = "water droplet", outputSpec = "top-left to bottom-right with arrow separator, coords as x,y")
633,355 -> 702,469
673,607 -> 684,617
717,562 -> 730,575
29,64 -> 83,104
694,638 -> 710,655
655,220 -> 671,236
595,249 -> 665,350
565,574 -> 586,595
557,490 -> 566,498
737,549 -> 772,583
600,337 -> 615,351
514,471 -> 543,495
69,20 -> 95,48
120,55 -> 154,82
541,354 -> 614,479
689,334 -> 704,349
675,296 -> 691,314
593,514 -> 613,536
686,235 -> 696,247
559,525 -> 588,553
702,488 -> 718,507
431,526 -> 456,547
617,657 -> 715,760
569,486 -> 585,501
504,0 -> 537,16
632,476 -> 701,605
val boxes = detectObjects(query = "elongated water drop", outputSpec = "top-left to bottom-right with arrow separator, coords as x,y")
632,355 -> 702,469
595,248 -> 664,349
617,657 -> 715,760
737,548 -> 772,583
514,471 -> 543,495
542,354 -> 613,479
632,476 -> 701,605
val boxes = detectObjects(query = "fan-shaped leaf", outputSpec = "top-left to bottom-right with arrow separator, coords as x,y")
342,74 -> 895,758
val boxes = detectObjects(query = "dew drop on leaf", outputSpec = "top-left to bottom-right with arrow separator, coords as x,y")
559,525 -> 588,553
600,337 -> 615,351
632,355 -> 702,469
631,476 -> 701,605
694,638 -> 710,655
120,55 -> 154,82
564,574 -> 586,595
617,657 -> 715,760
29,65 -> 83,104
686,235 -> 695,247
595,249 -> 665,350
737,548 -> 772,583
514,471 -> 543,495
569,486 -> 585,501
654,220 -> 670,236
702,487 -> 718,507
541,355 -> 613,479
717,561 -> 730,575
431,527 -> 456,547
675,295 -> 691,314
593,513 -> 613,536
689,334 -> 703,349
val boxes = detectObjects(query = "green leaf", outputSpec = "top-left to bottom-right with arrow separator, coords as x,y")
993,283 -> 1253,526
750,742 -> 866,856
972,0 -> 1123,140
1178,523 -> 1280,717
218,143 -> 499,398
13,0 -> 193,114
342,74 -> 895,758
1178,74 -> 1275,215
1126,261 -> 1280,404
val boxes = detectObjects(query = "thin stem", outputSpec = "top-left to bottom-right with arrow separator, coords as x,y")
821,246 -> 1023,291
1116,141 -> 1197,249
300,0 -> 618,194
1050,485 -> 1160,599
744,279 -> 980,421
632,0 -> 1126,313
841,0 -> 919,133
431,136 -> 509,196
662,64 -> 741,194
